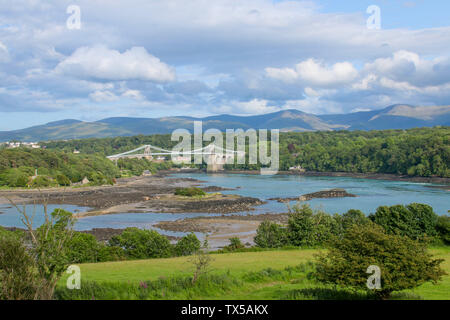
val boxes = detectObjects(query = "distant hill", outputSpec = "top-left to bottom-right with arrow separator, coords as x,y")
0,104 -> 448,142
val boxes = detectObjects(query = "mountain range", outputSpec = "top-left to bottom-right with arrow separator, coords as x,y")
1,104 -> 449,142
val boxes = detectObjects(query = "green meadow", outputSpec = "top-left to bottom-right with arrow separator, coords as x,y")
57,247 -> 450,300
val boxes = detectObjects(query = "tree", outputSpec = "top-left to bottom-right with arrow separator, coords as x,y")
225,237 -> 244,251
369,203 -> 438,240
314,223 -> 446,299
436,215 -> 450,245
339,209 -> 370,231
0,231 -> 38,300
66,232 -> 100,263
254,221 -> 288,248
175,233 -> 201,256
32,209 -> 76,299
287,203 -> 339,246
30,175 -> 52,188
56,174 -> 71,187
2,197 -> 77,300
109,228 -> 173,259
189,237 -> 213,284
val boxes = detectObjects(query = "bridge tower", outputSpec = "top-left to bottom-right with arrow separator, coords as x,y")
206,144 -> 225,173
143,145 -> 153,160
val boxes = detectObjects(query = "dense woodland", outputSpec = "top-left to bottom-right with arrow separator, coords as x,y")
0,148 -> 120,187
42,127 -> 450,178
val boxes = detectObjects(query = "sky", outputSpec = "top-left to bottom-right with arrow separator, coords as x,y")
0,0 -> 449,130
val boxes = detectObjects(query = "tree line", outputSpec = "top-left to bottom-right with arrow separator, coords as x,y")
43,126 -> 450,177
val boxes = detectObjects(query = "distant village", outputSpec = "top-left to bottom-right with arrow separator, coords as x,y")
0,141 -> 42,149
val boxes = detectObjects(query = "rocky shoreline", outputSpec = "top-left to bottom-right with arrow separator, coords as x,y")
268,188 -> 357,203
218,169 -> 450,184
0,175 -> 265,217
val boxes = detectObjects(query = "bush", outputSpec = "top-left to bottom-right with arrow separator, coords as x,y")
174,187 -> 206,197
254,221 -> 289,248
314,223 -> 446,299
369,203 -> 438,240
66,232 -> 100,263
109,228 -> 173,259
175,233 -> 201,256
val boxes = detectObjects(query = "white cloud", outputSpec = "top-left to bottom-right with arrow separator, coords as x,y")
55,46 -> 176,82
122,89 -> 145,100
218,99 -> 279,115
0,41 -> 10,62
0,1 -> 449,119
89,90 -> 119,102
266,59 -> 358,87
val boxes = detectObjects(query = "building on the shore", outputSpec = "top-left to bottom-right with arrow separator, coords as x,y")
289,165 -> 305,172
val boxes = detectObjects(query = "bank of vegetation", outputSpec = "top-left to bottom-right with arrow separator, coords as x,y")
43,126 -> 450,177
0,148 -> 119,188
0,148 -> 174,188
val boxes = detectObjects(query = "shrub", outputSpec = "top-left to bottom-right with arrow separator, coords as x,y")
254,221 -> 289,248
109,228 -> 173,259
175,233 -> 201,256
369,203 -> 438,240
314,223 -> 446,299
66,232 -> 100,263
174,187 -> 206,197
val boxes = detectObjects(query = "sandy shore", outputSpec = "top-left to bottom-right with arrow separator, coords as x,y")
154,213 -> 289,249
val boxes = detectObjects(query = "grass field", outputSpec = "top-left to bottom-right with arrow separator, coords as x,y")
58,247 -> 450,300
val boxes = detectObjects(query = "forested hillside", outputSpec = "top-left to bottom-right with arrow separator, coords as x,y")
278,127 -> 449,177
0,148 -> 120,187
42,127 -> 450,178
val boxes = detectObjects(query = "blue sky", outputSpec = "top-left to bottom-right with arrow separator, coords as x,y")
0,0 -> 449,130
315,0 -> 450,29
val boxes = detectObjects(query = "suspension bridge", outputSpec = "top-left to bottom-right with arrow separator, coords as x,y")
106,144 -> 244,172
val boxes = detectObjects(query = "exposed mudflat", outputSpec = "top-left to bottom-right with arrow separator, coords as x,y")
154,213 -> 289,248
0,174 -> 264,217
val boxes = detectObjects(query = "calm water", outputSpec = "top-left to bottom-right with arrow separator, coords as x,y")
0,173 -> 448,231
174,173 -> 449,215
